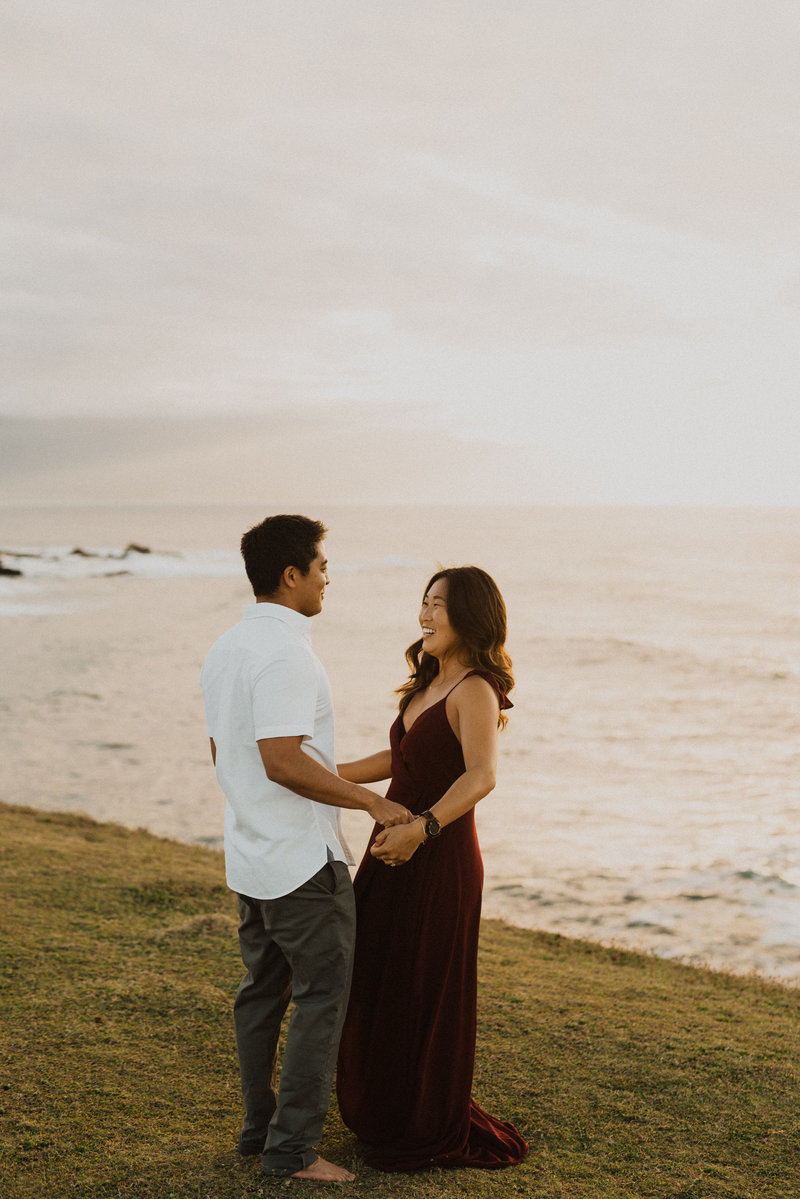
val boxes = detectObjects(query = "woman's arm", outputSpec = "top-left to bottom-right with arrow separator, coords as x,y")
338,748 -> 392,784
370,676 -> 499,865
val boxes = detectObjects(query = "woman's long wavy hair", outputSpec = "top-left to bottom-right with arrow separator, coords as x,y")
396,566 -> 514,728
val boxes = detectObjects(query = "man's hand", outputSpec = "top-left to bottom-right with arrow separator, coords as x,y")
367,794 -> 413,827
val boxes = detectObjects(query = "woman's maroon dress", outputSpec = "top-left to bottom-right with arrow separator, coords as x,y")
336,672 -> 528,1172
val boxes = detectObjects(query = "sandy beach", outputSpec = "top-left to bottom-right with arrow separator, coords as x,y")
2,503 -> 799,985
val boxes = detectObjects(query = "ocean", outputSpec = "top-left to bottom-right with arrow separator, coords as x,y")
1,503 -> 798,984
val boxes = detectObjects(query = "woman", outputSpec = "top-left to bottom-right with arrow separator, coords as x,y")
336,566 -> 528,1172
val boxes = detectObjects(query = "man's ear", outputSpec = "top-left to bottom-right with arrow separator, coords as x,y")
281,564 -> 297,590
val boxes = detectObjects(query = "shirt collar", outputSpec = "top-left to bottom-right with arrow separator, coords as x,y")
241,602 -> 313,639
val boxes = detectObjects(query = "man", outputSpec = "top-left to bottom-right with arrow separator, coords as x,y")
200,514 -> 410,1183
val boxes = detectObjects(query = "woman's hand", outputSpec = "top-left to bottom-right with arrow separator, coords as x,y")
370,819 -> 427,867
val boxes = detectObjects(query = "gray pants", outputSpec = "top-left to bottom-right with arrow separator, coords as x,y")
234,858 -> 355,1176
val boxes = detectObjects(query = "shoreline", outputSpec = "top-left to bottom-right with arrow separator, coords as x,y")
9,796 -> 799,993
4,800 -> 799,1199
2,504 -> 799,989
4,797 -> 798,996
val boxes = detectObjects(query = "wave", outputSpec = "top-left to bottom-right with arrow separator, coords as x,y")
0,544 -> 243,582
0,544 -> 432,617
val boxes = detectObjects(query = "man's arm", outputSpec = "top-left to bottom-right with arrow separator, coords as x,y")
259,736 -> 410,826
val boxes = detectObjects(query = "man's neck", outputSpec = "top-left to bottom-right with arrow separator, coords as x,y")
255,594 -> 308,615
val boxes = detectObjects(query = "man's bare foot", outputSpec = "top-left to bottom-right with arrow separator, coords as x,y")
291,1155 -> 355,1182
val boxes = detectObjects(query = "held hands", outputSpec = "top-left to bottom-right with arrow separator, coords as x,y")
370,818 -> 427,867
368,794 -> 414,828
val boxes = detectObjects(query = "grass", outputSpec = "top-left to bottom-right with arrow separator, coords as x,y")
0,801 -> 798,1199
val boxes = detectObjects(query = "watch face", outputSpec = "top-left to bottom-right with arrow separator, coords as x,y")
426,816 -> 441,837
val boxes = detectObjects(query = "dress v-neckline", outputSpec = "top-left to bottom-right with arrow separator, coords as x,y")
399,671 -> 476,738
400,693 -> 447,739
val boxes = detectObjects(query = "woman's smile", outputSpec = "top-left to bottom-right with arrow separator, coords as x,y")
418,578 -> 464,660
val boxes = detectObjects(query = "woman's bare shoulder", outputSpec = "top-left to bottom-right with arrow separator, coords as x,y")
451,672 -> 500,707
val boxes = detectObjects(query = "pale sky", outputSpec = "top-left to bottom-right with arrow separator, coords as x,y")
2,1 -> 799,505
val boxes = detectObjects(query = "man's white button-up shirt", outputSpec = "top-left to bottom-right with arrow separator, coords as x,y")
200,602 -> 352,899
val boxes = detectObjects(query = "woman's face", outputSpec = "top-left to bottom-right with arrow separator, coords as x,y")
419,577 -> 462,661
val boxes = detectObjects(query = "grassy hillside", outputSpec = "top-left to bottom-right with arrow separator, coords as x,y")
1,803 -> 797,1198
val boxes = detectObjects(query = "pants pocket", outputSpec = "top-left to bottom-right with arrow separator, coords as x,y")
308,861 -> 337,895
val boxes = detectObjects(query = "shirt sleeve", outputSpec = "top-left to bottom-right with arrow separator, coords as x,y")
251,644 -> 318,742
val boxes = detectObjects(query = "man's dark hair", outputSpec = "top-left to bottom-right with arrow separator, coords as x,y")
240,514 -> 327,597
